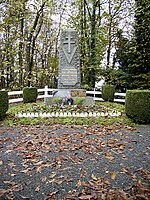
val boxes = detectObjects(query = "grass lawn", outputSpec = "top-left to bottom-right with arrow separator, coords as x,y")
4,101 -> 134,126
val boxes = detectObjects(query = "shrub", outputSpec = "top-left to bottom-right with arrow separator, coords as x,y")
125,90 -> 150,124
52,97 -> 62,104
81,84 -> 93,91
74,97 -> 86,105
102,84 -> 115,102
23,87 -> 37,103
0,90 -> 8,119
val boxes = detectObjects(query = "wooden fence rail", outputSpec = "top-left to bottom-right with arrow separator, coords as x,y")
7,86 -> 126,104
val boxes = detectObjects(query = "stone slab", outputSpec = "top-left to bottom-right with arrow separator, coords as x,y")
58,29 -> 81,89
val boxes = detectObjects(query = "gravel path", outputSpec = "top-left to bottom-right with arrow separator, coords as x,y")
0,123 -> 149,199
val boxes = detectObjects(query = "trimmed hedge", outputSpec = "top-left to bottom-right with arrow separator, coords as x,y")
125,90 -> 150,124
102,84 -> 115,102
23,87 -> 38,103
0,90 -> 8,119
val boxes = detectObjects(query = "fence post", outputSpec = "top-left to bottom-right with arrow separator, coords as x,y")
44,85 -> 48,104
94,88 -> 95,101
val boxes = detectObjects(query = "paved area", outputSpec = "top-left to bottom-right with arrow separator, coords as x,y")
0,123 -> 149,199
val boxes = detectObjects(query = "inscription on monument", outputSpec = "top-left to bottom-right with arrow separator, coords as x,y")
61,67 -> 78,85
58,29 -> 81,89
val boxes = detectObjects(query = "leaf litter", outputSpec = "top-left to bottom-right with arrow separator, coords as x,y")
0,123 -> 149,199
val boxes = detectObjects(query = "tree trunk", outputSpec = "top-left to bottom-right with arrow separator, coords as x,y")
27,2 -> 46,87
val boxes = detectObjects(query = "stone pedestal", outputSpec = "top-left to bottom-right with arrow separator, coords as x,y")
71,89 -> 86,97
83,97 -> 95,106
53,89 -> 71,98
52,89 -> 86,98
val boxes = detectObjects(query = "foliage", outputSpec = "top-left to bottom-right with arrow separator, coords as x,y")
125,90 -> 150,124
23,87 -> 37,103
101,67 -> 132,92
103,21 -> 150,91
68,0 -> 131,88
81,84 -> 93,91
74,97 -> 86,105
52,97 -> 63,104
113,30 -> 136,90
0,90 -> 8,119
133,0 -> 150,89
102,84 -> 115,102
0,0 -> 59,89
1,0 -> 146,91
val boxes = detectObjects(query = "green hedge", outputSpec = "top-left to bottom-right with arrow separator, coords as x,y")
0,90 -> 8,119
102,84 -> 115,102
23,87 -> 38,103
125,90 -> 150,124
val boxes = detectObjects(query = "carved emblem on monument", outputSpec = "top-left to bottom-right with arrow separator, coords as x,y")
62,32 -> 77,63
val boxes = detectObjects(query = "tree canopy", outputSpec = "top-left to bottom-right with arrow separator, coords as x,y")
0,0 -> 149,90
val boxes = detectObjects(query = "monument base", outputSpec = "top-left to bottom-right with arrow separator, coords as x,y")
71,89 -> 86,97
53,89 -> 71,98
52,89 -> 86,98
83,97 -> 95,106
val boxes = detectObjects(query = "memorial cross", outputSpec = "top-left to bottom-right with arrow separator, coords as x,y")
63,32 -> 75,53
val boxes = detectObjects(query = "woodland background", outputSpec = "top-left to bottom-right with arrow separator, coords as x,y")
0,0 -> 149,91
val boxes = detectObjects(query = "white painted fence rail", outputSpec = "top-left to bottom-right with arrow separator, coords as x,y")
86,90 -> 126,103
8,86 -> 54,104
7,86 -> 126,104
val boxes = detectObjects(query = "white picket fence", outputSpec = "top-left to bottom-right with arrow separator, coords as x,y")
8,86 -> 126,104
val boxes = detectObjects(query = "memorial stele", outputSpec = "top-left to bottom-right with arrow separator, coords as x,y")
58,28 -> 81,89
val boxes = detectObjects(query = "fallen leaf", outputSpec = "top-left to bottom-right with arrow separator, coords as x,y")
119,145 -> 124,150
76,180 -> 88,188
49,178 -> 64,185
12,184 -> 23,192
4,181 -> 16,186
5,150 -> 13,153
79,194 -> 95,199
5,192 -> 15,200
10,174 -> 16,177
69,155 -> 80,164
105,156 -> 114,160
36,166 -> 43,173
0,189 -> 11,196
49,172 -> 57,178
20,168 -> 31,174
34,161 -> 45,166
19,195 -> 30,199
43,144 -> 52,150
35,186 -> 40,192
41,176 -> 47,182
91,174 -> 98,181
115,189 -> 128,199
111,172 -> 118,180
44,190 -> 58,200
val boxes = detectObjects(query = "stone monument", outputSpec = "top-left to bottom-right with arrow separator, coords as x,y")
58,28 -> 81,89
54,29 -> 86,98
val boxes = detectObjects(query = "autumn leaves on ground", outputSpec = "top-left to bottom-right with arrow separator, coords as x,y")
0,123 -> 149,200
